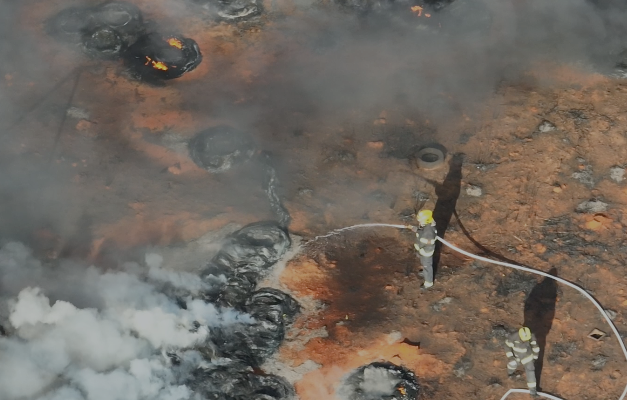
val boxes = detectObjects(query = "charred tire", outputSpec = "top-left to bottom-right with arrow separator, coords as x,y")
82,27 -> 126,58
246,288 -> 301,326
340,362 -> 420,400
416,147 -> 445,170
216,222 -> 291,272
188,125 -> 256,173
190,365 -> 296,400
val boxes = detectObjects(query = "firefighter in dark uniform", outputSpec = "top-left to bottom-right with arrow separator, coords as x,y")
409,210 -> 437,289
505,327 -> 541,397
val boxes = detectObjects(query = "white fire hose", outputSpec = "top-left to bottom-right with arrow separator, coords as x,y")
306,223 -> 627,400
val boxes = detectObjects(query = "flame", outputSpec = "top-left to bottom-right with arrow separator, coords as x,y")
167,38 -> 183,49
410,5 -> 423,15
410,5 -> 431,17
144,56 -> 169,71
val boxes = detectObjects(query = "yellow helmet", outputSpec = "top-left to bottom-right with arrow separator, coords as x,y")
519,327 -> 531,341
417,210 -> 434,225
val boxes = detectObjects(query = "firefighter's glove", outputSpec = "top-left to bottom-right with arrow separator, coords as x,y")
406,225 -> 418,233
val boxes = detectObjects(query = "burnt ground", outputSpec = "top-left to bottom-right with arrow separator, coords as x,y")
2,0 -> 627,400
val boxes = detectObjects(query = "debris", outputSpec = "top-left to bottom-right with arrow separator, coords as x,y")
572,165 -> 595,188
610,166 -> 625,183
66,106 -> 90,120
339,362 -> 420,400
260,153 -> 292,227
386,331 -> 403,344
489,324 -> 509,339
587,328 -> 607,341
400,338 -> 420,348
431,296 -> 453,312
453,357 -> 473,378
584,213 -> 612,231
412,190 -> 430,202
367,141 -> 384,149
547,342 -> 577,364
298,188 -> 313,197
576,200 -> 608,214
465,185 -> 483,197
325,149 -> 356,163
537,120 -> 556,133
605,309 -> 618,320
591,354 -> 609,371
495,271 -> 536,296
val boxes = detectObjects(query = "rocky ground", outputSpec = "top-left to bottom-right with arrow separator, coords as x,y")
2,0 -> 627,399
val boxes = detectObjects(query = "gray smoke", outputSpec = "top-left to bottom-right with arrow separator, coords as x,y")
0,242 -> 251,400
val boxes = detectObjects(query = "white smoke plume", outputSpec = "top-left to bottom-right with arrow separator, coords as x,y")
0,242 -> 251,400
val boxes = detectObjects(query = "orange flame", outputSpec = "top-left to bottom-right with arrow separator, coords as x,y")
145,56 -> 169,71
410,5 -> 423,15
410,5 -> 431,17
167,38 -> 183,49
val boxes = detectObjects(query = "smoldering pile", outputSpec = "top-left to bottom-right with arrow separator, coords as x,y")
47,1 -> 202,81
0,220 -> 299,400
188,125 -> 291,227
338,362 -> 421,400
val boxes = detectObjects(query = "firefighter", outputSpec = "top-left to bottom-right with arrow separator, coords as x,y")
505,326 -> 541,397
409,210 -> 437,289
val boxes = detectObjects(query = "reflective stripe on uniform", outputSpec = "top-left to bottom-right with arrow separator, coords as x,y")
532,347 -> 540,353
527,382 -> 537,388
419,238 -> 435,244
419,249 -> 434,256
505,352 -> 514,357
530,341 -> 537,345
505,341 -> 514,347
513,346 -> 528,352
521,355 -> 535,364
507,360 -> 517,367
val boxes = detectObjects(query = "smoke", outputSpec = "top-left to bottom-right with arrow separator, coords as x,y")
358,366 -> 400,396
0,242 -> 252,400
1,0 -> 627,398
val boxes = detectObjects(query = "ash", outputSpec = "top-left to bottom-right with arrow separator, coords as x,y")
338,362 -> 421,400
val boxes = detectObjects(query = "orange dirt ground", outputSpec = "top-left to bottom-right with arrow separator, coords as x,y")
4,0 -> 627,399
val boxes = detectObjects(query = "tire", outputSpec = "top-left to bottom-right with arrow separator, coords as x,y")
416,147 -> 445,170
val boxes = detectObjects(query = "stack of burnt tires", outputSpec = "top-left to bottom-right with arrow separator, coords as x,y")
190,221 -> 299,400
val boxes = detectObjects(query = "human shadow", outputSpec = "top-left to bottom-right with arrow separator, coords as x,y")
421,153 -> 464,279
523,267 -> 558,390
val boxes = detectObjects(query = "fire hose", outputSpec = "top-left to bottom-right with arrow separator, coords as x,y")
306,223 -> 627,400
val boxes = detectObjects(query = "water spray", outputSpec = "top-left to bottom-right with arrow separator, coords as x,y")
304,223 -> 627,400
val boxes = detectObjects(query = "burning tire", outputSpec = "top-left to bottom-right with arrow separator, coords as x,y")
189,126 -> 256,173
123,33 -> 203,81
340,362 -> 421,400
